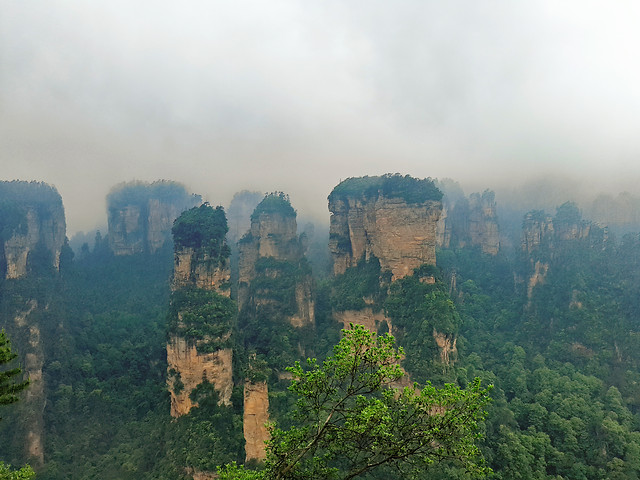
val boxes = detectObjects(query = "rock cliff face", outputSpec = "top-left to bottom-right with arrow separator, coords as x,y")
521,202 -> 605,301
0,181 -> 66,279
522,202 -> 604,256
243,381 -> 270,462
172,247 -> 231,293
433,330 -> 457,366
437,190 -> 500,255
521,211 -> 554,255
329,176 -> 458,367
328,176 -> 443,281
334,308 -> 391,334
167,337 -> 233,416
0,182 -> 66,465
10,299 -> 45,466
166,204 -> 234,417
107,181 -> 200,255
238,193 -> 314,327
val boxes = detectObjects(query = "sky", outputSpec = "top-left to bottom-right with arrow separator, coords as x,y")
2,1 -> 640,234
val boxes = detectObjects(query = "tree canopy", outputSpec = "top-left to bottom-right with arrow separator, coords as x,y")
250,193 -> 296,222
329,174 -> 443,205
172,203 -> 230,259
220,325 -> 491,480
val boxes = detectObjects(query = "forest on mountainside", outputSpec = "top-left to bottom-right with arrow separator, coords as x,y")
2,177 -> 640,479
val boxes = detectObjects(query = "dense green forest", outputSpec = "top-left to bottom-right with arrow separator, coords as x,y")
2,179 -> 640,479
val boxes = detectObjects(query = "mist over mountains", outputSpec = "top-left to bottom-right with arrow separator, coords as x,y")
3,1 -> 640,233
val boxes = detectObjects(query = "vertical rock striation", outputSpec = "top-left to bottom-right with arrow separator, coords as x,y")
243,381 -> 270,462
328,175 -> 443,281
521,202 -> 606,301
166,204 -> 234,417
0,181 -> 66,279
237,193 -> 315,462
437,189 -> 500,255
238,192 -> 314,327
328,176 -> 461,370
0,181 -> 67,466
107,180 -> 200,255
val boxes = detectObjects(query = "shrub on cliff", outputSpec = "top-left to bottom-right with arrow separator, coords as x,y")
250,193 -> 296,222
172,203 -> 231,260
329,174 -> 443,204
166,288 -> 236,352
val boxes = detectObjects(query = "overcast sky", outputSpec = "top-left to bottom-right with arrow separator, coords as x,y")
2,1 -> 640,233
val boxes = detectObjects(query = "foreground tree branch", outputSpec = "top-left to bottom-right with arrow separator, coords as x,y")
219,324 -> 492,480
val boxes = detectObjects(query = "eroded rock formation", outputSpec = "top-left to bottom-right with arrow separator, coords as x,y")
334,308 -> 391,334
0,182 -> 67,466
237,193 -> 314,461
522,211 -> 554,254
243,381 -> 270,462
433,330 -> 458,366
172,247 -> 231,294
166,204 -> 234,417
167,337 -> 233,416
522,202 -> 605,256
328,175 -> 443,280
107,180 -> 200,255
238,193 -> 314,327
0,181 -> 66,279
522,202 -> 606,301
437,190 -> 500,255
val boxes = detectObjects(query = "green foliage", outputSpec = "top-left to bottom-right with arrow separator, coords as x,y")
0,332 -> 32,479
0,181 -> 63,212
0,181 -> 63,244
167,288 -> 236,352
435,208 -> 640,479
227,325 -> 491,480
251,193 -> 296,222
237,252 -> 314,378
0,330 -> 29,418
385,266 -> 462,383
166,388 -> 245,473
329,174 -> 443,205
30,246 -> 177,480
172,203 -> 231,259
250,257 -> 311,317
0,203 -> 26,242
554,201 -> 582,226
107,180 -> 198,212
331,256 -> 390,312
0,462 -> 35,480
5,184 -> 640,480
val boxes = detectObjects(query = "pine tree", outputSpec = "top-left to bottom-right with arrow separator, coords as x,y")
0,330 -> 29,420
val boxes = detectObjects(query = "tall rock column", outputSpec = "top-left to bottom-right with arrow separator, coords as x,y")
237,192 -> 315,462
166,204 -> 235,417
238,192 -> 314,327
0,181 -> 68,467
